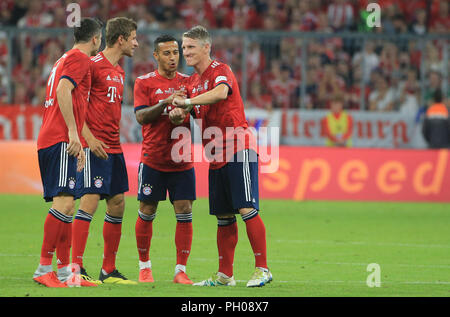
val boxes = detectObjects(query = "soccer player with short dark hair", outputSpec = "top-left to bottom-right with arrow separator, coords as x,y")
172,25 -> 272,287
34,17 -> 103,288
71,17 -> 139,285
133,34 -> 195,284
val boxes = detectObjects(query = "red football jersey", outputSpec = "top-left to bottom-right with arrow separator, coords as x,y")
189,60 -> 257,170
37,48 -> 91,150
134,70 -> 192,172
81,52 -> 125,153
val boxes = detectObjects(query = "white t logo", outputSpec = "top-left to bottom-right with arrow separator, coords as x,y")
107,86 -> 117,103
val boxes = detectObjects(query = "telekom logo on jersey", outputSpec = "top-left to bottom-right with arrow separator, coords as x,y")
170,119 -> 280,174
107,86 -> 117,103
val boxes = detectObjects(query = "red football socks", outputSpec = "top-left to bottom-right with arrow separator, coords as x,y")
71,210 -> 93,268
135,211 -> 155,263
242,209 -> 268,269
39,209 -> 64,266
217,218 -> 238,277
175,213 -> 193,267
39,208 -> 73,266
56,220 -> 72,270
102,214 -> 122,274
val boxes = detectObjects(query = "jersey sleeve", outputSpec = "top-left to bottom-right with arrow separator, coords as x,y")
134,78 -> 150,113
59,52 -> 90,88
212,64 -> 234,95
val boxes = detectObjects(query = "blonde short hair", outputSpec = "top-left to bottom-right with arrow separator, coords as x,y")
182,25 -> 211,46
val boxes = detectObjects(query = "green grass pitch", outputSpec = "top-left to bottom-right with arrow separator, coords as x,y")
0,194 -> 449,297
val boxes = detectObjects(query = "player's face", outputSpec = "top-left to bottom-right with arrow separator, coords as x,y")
182,37 -> 209,67
122,30 -> 139,57
154,41 -> 179,73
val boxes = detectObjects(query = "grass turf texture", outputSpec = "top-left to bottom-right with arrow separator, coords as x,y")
0,194 -> 449,297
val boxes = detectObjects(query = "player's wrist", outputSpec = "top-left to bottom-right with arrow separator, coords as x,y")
184,99 -> 193,111
68,128 -> 78,138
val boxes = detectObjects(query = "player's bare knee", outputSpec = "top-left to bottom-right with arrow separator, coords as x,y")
104,194 -> 125,218
106,199 -> 125,218
238,207 -> 255,217
174,200 -> 192,214
59,202 -> 75,215
52,195 -> 75,215
139,201 -> 157,215
111,199 -> 125,212
79,194 -> 100,215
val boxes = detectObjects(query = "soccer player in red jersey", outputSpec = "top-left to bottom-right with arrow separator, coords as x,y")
172,26 -> 272,287
133,35 -> 195,284
71,17 -> 139,285
34,18 -> 102,288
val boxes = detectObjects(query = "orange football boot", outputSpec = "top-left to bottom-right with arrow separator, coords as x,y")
173,271 -> 194,284
139,268 -> 154,282
33,271 -> 68,288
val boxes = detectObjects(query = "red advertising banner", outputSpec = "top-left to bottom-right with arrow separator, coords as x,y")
257,146 -> 450,202
1,142 -> 449,202
0,105 -> 44,140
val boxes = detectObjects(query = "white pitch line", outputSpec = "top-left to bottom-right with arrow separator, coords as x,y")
267,260 -> 450,269
236,280 -> 450,285
275,239 -> 450,249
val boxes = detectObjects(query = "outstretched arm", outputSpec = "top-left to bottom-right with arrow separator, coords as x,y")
135,90 -> 186,125
173,84 -> 229,112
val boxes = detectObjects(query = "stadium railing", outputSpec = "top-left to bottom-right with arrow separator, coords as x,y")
0,27 -> 448,110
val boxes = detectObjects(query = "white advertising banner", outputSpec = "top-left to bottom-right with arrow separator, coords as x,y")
280,110 -> 428,149
48,107 -> 427,149
120,107 -> 282,146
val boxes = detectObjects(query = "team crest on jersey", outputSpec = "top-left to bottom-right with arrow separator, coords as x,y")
68,177 -> 76,189
94,176 -> 104,189
142,184 -> 152,196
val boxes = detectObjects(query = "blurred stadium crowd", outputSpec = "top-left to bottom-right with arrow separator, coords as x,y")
0,0 -> 448,111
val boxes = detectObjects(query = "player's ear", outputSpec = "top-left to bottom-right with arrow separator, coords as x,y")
204,42 -> 211,55
93,34 -> 101,46
117,35 -> 124,45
